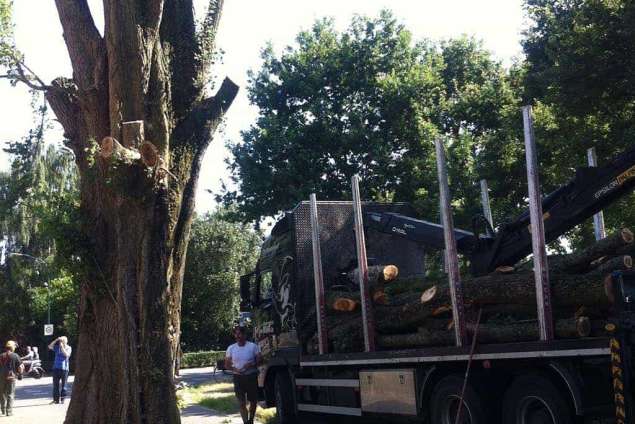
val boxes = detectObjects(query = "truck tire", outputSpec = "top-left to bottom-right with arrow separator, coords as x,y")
502,375 -> 573,424
430,375 -> 488,424
274,371 -> 296,424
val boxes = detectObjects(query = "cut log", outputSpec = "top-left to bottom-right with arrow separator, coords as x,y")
378,317 -> 591,349
554,229 -> 633,273
122,120 -> 144,148
325,292 -> 359,312
467,317 -> 590,343
418,272 -> 610,308
347,265 -> 399,284
100,136 -> 141,162
372,290 -> 388,305
378,329 -> 454,348
140,141 -> 159,168
384,277 -> 431,300
495,266 -> 516,274
586,255 -> 632,276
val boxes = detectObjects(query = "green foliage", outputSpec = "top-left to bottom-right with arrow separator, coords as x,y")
522,0 -> 635,248
181,209 -> 261,351
180,350 -> 225,369
0,0 -> 15,70
222,11 -> 519,228
0,92 -> 80,347
29,271 -> 78,341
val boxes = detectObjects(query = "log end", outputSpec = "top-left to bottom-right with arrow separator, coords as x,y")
333,298 -> 358,312
432,305 -> 452,316
621,228 -> 634,244
383,265 -> 399,282
100,136 -> 118,158
372,290 -> 387,305
576,316 -> 591,337
421,286 -> 437,303
495,266 -> 515,274
625,255 -> 633,269
140,141 -> 159,168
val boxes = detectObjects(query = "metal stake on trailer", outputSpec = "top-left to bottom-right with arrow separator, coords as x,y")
587,147 -> 607,241
309,194 -> 328,354
434,138 -> 468,347
351,175 -> 376,352
522,105 -> 554,341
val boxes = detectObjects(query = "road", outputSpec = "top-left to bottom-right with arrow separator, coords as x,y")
6,368 -> 231,424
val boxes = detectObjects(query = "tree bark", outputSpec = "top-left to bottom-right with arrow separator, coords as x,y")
377,317 -> 590,349
44,2 -> 237,423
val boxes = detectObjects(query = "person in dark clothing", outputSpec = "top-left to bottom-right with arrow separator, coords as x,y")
48,336 -> 72,404
0,341 -> 23,416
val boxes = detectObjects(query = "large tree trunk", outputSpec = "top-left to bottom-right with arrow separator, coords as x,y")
44,2 -> 237,423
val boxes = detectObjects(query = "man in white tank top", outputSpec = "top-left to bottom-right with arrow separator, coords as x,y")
225,326 -> 262,424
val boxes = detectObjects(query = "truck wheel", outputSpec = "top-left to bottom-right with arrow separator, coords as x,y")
502,375 -> 573,424
430,375 -> 487,424
274,371 -> 296,424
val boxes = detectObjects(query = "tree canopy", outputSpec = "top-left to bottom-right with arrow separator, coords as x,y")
222,12 -> 520,227
521,0 -> 635,246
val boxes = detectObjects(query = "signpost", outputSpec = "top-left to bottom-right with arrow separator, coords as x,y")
44,324 -> 54,336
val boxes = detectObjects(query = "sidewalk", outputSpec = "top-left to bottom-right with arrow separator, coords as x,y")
5,367 -> 244,424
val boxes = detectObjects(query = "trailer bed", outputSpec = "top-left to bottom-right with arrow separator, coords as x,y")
300,337 -> 611,366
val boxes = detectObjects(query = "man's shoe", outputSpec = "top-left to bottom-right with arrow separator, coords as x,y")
50,400 -> 59,404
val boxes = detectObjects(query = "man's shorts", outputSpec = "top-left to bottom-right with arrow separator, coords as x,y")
233,373 -> 259,403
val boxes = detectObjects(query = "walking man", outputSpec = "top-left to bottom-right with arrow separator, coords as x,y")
0,341 -> 23,416
48,336 -> 72,404
225,327 -> 262,424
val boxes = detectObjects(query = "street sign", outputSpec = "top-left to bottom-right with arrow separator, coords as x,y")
44,324 -> 54,336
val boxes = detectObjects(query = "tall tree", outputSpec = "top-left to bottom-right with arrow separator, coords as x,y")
181,210 -> 260,351
1,1 -> 238,422
522,0 -> 635,247
222,12 -> 518,225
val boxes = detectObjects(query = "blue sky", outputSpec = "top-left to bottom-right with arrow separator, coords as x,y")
0,0 -> 524,213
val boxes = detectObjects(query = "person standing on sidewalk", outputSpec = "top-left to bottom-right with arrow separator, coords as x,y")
0,341 -> 23,416
48,336 -> 72,404
225,327 -> 262,424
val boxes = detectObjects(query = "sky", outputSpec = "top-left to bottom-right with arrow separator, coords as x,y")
0,0 -> 525,214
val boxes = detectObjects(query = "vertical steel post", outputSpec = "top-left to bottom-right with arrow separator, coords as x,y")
309,194 -> 328,354
522,105 -> 554,341
434,138 -> 467,347
587,147 -> 607,241
351,175 -> 376,352
480,179 -> 494,232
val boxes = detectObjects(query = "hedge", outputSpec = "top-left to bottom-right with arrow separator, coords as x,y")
181,351 -> 226,369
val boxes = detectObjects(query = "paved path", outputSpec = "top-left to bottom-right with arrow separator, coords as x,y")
3,367 -> 242,424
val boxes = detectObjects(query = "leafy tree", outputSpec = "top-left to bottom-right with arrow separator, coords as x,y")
181,210 -> 261,351
0,93 -> 79,353
223,12 -> 519,228
522,0 -> 635,247
1,1 -> 238,421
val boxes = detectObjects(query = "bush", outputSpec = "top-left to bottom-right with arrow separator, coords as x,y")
181,350 -> 225,369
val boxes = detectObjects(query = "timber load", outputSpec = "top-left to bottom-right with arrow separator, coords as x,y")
306,228 -> 633,354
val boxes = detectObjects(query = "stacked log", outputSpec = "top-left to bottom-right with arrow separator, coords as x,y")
306,228 -> 633,354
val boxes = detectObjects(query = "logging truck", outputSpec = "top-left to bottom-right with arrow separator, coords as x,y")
239,141 -> 635,424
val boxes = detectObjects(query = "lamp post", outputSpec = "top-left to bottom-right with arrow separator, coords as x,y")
44,282 -> 51,325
